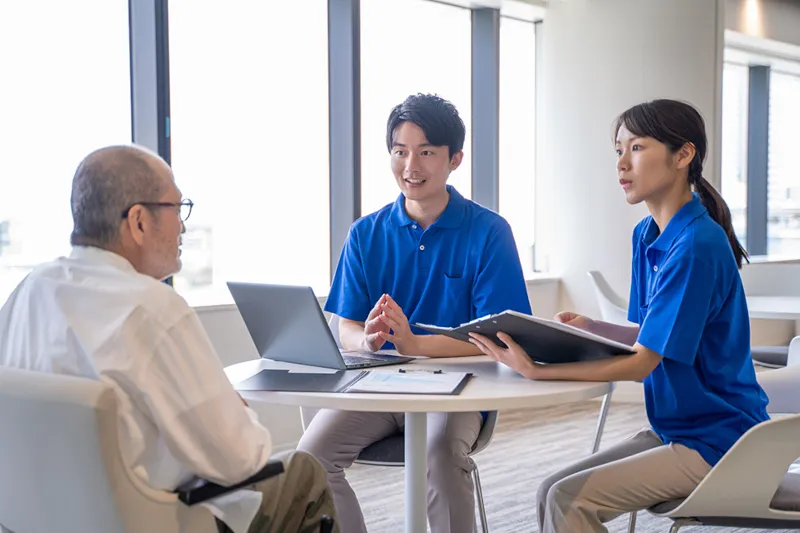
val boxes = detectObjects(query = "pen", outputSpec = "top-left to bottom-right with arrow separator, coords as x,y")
399,368 -> 443,374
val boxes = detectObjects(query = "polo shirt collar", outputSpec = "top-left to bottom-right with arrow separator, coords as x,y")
643,194 -> 708,252
388,185 -> 467,228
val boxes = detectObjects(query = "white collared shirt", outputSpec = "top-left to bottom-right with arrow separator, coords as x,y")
0,246 -> 272,533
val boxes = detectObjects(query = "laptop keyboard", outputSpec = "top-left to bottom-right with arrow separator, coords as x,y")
342,353 -> 390,366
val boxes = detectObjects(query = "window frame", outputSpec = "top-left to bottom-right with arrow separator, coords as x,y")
724,32 -> 800,260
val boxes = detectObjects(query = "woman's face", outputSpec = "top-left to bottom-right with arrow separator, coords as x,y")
615,124 -> 683,206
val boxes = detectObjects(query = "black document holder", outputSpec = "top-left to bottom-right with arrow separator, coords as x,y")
233,369 -> 368,392
415,311 -> 635,364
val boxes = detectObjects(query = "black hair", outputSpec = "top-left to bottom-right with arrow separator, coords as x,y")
613,99 -> 748,269
386,93 -> 465,159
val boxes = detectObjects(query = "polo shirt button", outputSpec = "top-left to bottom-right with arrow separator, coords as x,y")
653,265 -> 658,272
412,224 -> 417,229
419,245 -> 425,251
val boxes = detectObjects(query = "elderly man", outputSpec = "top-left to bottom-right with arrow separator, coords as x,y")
0,145 -> 338,533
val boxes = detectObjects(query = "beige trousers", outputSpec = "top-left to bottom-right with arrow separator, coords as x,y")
537,428 -> 711,533
296,409 -> 483,533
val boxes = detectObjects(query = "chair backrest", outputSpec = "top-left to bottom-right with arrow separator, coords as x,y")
470,411 -> 499,455
587,271 -> 632,326
0,368 -> 215,533
788,336 -> 800,367
657,414 -> 800,520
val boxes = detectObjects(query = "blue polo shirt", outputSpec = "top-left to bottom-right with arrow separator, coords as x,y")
325,185 -> 531,347
629,195 -> 769,467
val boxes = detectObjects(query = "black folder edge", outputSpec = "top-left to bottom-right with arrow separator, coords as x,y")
414,310 -> 635,361
343,372 -> 474,395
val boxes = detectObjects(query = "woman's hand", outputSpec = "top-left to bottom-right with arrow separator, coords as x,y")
468,331 -> 542,380
554,311 -> 596,332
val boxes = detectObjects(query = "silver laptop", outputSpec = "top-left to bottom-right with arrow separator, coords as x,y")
226,282 -> 415,370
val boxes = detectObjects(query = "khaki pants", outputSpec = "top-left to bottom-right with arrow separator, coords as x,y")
296,409 -> 483,533
216,451 -> 339,533
537,428 -> 711,533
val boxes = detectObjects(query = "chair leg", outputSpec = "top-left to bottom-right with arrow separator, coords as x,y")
471,459 -> 489,533
668,522 -> 682,533
627,510 -> 637,533
591,390 -> 613,454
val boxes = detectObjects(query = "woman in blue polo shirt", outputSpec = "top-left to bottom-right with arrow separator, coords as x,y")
469,99 -> 769,533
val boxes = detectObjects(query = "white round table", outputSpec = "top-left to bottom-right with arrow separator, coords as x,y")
225,356 -> 612,533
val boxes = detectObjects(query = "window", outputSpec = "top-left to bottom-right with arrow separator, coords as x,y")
168,0 -> 330,305
360,0 -> 472,216
720,62 -> 749,248
0,0 -> 131,304
499,17 -> 536,274
767,71 -> 800,256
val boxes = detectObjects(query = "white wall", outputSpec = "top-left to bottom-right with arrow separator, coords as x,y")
535,0 -> 726,317
726,0 -> 800,47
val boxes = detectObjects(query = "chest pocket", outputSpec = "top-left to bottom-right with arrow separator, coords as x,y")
442,274 -> 472,319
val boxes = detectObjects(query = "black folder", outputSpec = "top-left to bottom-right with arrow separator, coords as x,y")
414,310 -> 635,364
234,369 -> 368,392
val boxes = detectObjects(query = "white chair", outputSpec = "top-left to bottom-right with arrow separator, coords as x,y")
637,335 -> 800,532
587,271 -> 634,326
312,315 -> 614,532
0,367 -> 218,533
788,336 -> 800,367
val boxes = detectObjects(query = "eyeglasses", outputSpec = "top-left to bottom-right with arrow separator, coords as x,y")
121,199 -> 194,222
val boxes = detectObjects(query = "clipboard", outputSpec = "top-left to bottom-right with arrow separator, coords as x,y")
344,370 -> 473,395
415,310 -> 635,364
233,368 -> 472,395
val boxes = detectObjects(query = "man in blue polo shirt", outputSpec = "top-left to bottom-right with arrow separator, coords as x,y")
297,94 -> 531,533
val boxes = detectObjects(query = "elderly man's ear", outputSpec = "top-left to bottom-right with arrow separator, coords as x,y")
124,207 -> 147,245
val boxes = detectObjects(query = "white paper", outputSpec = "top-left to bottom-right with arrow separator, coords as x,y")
346,371 -> 469,394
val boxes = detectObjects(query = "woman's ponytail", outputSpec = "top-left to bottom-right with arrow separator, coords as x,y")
689,160 -> 749,268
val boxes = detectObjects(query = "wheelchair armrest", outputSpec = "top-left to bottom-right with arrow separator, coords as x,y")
177,460 -> 285,506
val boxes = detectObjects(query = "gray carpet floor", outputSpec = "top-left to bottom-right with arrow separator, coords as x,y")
347,400 -> 799,533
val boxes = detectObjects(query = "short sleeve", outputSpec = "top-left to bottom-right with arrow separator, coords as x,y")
324,225 -> 372,322
636,254 -> 716,365
472,219 -> 532,317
